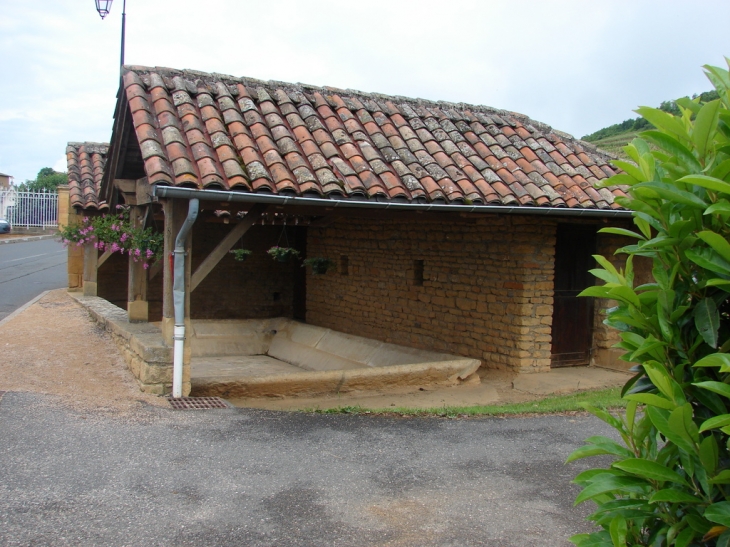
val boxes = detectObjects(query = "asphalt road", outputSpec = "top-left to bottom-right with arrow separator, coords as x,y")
0,392 -> 612,547
0,239 -> 67,321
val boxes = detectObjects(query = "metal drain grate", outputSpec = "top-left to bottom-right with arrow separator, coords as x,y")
167,396 -> 230,410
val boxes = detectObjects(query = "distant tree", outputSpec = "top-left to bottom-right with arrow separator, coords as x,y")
18,168 -> 68,192
582,90 -> 721,142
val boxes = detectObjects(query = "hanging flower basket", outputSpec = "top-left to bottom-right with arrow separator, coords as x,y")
267,246 -> 300,263
302,257 -> 335,275
229,249 -> 252,262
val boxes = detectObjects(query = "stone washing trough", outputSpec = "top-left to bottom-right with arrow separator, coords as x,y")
189,318 -> 482,398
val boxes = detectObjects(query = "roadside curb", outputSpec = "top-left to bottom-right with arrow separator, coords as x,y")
0,290 -> 51,328
0,234 -> 57,245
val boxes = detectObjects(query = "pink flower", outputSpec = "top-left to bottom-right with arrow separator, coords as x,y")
135,249 -> 141,256
120,233 -> 128,242
143,263 -> 149,269
146,249 -> 154,258
111,243 -> 119,252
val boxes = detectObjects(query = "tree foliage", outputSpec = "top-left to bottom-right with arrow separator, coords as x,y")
583,90 -> 720,143
18,167 -> 68,192
569,59 -> 730,546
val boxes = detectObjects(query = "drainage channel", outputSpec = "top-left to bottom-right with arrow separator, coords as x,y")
166,396 -> 231,410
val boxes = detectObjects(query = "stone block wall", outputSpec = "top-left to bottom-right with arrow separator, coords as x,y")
304,213 -> 556,373
190,222 -> 304,320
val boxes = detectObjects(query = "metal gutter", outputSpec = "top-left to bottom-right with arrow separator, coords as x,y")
153,186 -> 633,219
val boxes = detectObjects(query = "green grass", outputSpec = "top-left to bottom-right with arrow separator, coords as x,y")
585,131 -> 639,159
306,387 -> 626,418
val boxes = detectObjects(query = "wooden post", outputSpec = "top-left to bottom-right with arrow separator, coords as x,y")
127,206 -> 149,322
82,242 -> 98,296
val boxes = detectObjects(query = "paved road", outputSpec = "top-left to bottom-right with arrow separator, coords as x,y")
0,392 -> 611,547
0,239 -> 67,321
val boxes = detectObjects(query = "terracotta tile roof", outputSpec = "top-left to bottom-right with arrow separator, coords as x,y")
116,66 -> 626,210
66,142 -> 109,210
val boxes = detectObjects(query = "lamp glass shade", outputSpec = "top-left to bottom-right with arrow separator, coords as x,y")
95,0 -> 113,19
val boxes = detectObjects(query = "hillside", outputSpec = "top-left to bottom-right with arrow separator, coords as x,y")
581,90 -> 719,158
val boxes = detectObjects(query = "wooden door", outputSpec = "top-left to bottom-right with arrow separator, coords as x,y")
551,224 -> 596,367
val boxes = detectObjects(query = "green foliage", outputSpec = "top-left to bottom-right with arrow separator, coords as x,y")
59,206 -> 163,268
229,248 -> 252,262
267,246 -> 300,262
302,257 -> 335,274
568,60 -> 730,546
582,91 -> 721,159
18,167 -> 68,192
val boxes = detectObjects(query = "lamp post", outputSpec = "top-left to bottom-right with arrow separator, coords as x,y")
95,0 -> 127,67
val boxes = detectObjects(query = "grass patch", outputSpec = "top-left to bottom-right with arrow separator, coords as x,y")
307,387 -> 626,418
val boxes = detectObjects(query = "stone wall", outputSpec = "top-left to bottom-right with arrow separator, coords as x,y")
190,222 -> 305,320
304,213 -> 556,373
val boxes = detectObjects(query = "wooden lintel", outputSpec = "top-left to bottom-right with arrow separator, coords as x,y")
114,179 -> 136,193
136,177 -> 154,205
97,250 -> 113,268
190,203 -> 267,292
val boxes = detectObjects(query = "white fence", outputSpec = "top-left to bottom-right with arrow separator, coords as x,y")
0,189 -> 58,228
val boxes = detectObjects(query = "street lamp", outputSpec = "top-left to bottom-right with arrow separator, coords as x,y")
95,0 -> 127,68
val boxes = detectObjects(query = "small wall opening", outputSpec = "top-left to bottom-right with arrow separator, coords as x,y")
413,259 -> 424,286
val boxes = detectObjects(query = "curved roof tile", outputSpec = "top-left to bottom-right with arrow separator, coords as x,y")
117,66 -> 624,210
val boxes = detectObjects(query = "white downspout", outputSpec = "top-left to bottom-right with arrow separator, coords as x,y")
172,198 -> 199,398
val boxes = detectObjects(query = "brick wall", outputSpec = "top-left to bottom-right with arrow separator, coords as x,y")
304,213 -> 556,373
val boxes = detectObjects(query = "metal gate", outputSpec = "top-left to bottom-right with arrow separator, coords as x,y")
0,189 -> 58,228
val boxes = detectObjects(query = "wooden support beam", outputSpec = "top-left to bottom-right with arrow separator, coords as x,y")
190,203 -> 267,292
97,250 -> 113,268
148,258 -> 163,281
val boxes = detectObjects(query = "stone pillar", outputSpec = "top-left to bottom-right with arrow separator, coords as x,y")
67,211 -> 85,291
82,242 -> 98,296
127,206 -> 149,322
161,199 -> 193,396
57,185 -> 70,230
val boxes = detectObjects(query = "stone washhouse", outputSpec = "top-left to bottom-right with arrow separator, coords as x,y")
62,65 -> 644,398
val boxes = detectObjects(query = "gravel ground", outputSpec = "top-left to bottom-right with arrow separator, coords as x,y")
0,289 -> 614,546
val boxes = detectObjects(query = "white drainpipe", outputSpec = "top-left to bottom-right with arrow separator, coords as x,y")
172,198 -> 199,398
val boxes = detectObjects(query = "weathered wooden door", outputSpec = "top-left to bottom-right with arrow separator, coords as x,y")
551,224 -> 597,367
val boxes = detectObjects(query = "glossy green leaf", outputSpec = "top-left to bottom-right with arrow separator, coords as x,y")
635,106 -> 690,140
699,414 -> 730,433
698,231 -> 730,263
649,489 -> 703,504
695,297 -> 720,348
624,393 -> 676,410
609,515 -> 627,547
695,381 -> 730,400
646,406 -> 697,454
686,248 -> 730,276
705,502 -> 730,527
700,435 -> 719,476
709,470 -> 730,484
597,227 -> 645,239
693,100 -> 722,157
574,474 -> 648,505
642,130 -> 702,173
695,353 -> 730,369
613,458 -> 687,485
681,174 -> 730,195
612,160 -> 646,182
634,181 -> 708,208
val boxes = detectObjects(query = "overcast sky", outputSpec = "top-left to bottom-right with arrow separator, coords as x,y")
1,0 -> 728,183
